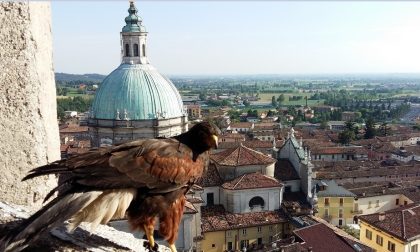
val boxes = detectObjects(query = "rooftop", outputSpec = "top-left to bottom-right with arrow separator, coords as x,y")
211,143 -> 276,166
275,159 -> 300,181
222,172 -> 283,190
359,203 -> 420,241
314,180 -> 356,197
196,163 -> 223,188
201,205 -> 287,232
294,223 -> 373,252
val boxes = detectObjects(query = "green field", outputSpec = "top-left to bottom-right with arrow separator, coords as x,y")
258,92 -> 324,106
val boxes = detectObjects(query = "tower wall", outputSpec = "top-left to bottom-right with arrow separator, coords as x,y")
0,2 -> 60,206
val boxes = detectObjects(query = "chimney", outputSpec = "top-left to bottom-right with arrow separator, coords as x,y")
379,212 -> 386,221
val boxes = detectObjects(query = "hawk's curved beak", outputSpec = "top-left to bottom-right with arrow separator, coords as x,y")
212,135 -> 218,149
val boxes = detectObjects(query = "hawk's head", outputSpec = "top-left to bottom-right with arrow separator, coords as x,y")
179,122 -> 221,156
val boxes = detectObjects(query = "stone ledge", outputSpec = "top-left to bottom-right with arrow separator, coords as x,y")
0,201 -> 170,252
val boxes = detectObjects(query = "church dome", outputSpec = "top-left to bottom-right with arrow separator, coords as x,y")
90,2 -> 184,121
91,64 -> 184,120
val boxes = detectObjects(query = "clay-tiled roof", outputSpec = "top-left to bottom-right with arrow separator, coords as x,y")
220,133 -> 245,139
222,172 -> 282,190
294,223 -> 369,252
201,205 -> 287,232
275,159 -> 300,181
184,201 -> 198,214
211,144 -> 276,166
359,203 -> 420,241
311,146 -> 365,155
315,161 -> 420,180
187,197 -> 204,204
218,140 -> 284,150
230,122 -> 253,129
196,164 -> 223,188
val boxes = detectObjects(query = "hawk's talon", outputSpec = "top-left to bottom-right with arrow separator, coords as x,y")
143,240 -> 159,251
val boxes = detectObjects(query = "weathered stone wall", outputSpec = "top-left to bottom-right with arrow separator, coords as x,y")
0,2 -> 60,206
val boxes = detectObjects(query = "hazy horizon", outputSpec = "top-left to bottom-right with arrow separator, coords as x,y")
52,1 -> 420,76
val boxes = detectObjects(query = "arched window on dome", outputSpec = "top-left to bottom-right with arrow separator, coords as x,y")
125,44 -> 130,57
249,196 -> 265,211
142,44 -> 146,57
133,44 -> 139,57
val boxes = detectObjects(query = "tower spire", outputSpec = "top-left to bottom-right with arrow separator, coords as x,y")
120,1 -> 149,64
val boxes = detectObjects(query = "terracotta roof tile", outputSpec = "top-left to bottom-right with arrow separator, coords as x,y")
275,159 -> 300,181
222,172 -> 282,190
196,164 -> 223,187
294,223 -> 368,252
184,201 -> 198,214
211,144 -> 276,166
218,140 -> 283,150
230,122 -> 253,128
359,203 -> 420,241
201,205 -> 287,232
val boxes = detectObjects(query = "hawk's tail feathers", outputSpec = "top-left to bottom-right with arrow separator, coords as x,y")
0,191 -> 102,252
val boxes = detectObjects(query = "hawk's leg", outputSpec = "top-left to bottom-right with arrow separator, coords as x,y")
169,243 -> 177,252
144,224 -> 155,248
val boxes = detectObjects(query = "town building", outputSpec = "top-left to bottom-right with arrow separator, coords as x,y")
313,180 -> 356,226
185,103 -> 201,120
88,2 -> 187,147
198,145 -> 287,251
359,204 -> 420,252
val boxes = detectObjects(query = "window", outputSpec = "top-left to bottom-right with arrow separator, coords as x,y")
342,154 -> 345,158
133,43 -> 139,56
142,44 -> 146,56
269,236 -> 273,242
257,227 -> 262,233
249,196 -> 265,209
332,154 -> 335,159
376,200 -> 380,207
285,186 -> 292,193
242,229 -> 247,235
240,240 -> 249,249
354,203 -> 359,212
324,208 -> 329,217
211,244 -> 215,248
404,200 -> 408,205
227,242 -> 233,251
269,225 -> 273,232
257,238 -> 262,245
227,231 -> 231,237
388,241 -> 395,252
365,229 -> 372,240
376,235 -> 383,246
125,44 -> 130,57
412,244 -> 418,252
324,198 -> 330,206
396,199 -> 400,205
339,219 -> 343,226
339,198 -> 344,206
207,193 -> 214,206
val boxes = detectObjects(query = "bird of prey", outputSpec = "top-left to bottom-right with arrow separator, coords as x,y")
0,122 -> 220,252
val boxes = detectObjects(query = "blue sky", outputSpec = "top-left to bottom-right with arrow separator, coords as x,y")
52,1 -> 420,75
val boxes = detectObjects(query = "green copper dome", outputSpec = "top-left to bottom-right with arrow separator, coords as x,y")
91,64 -> 185,120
